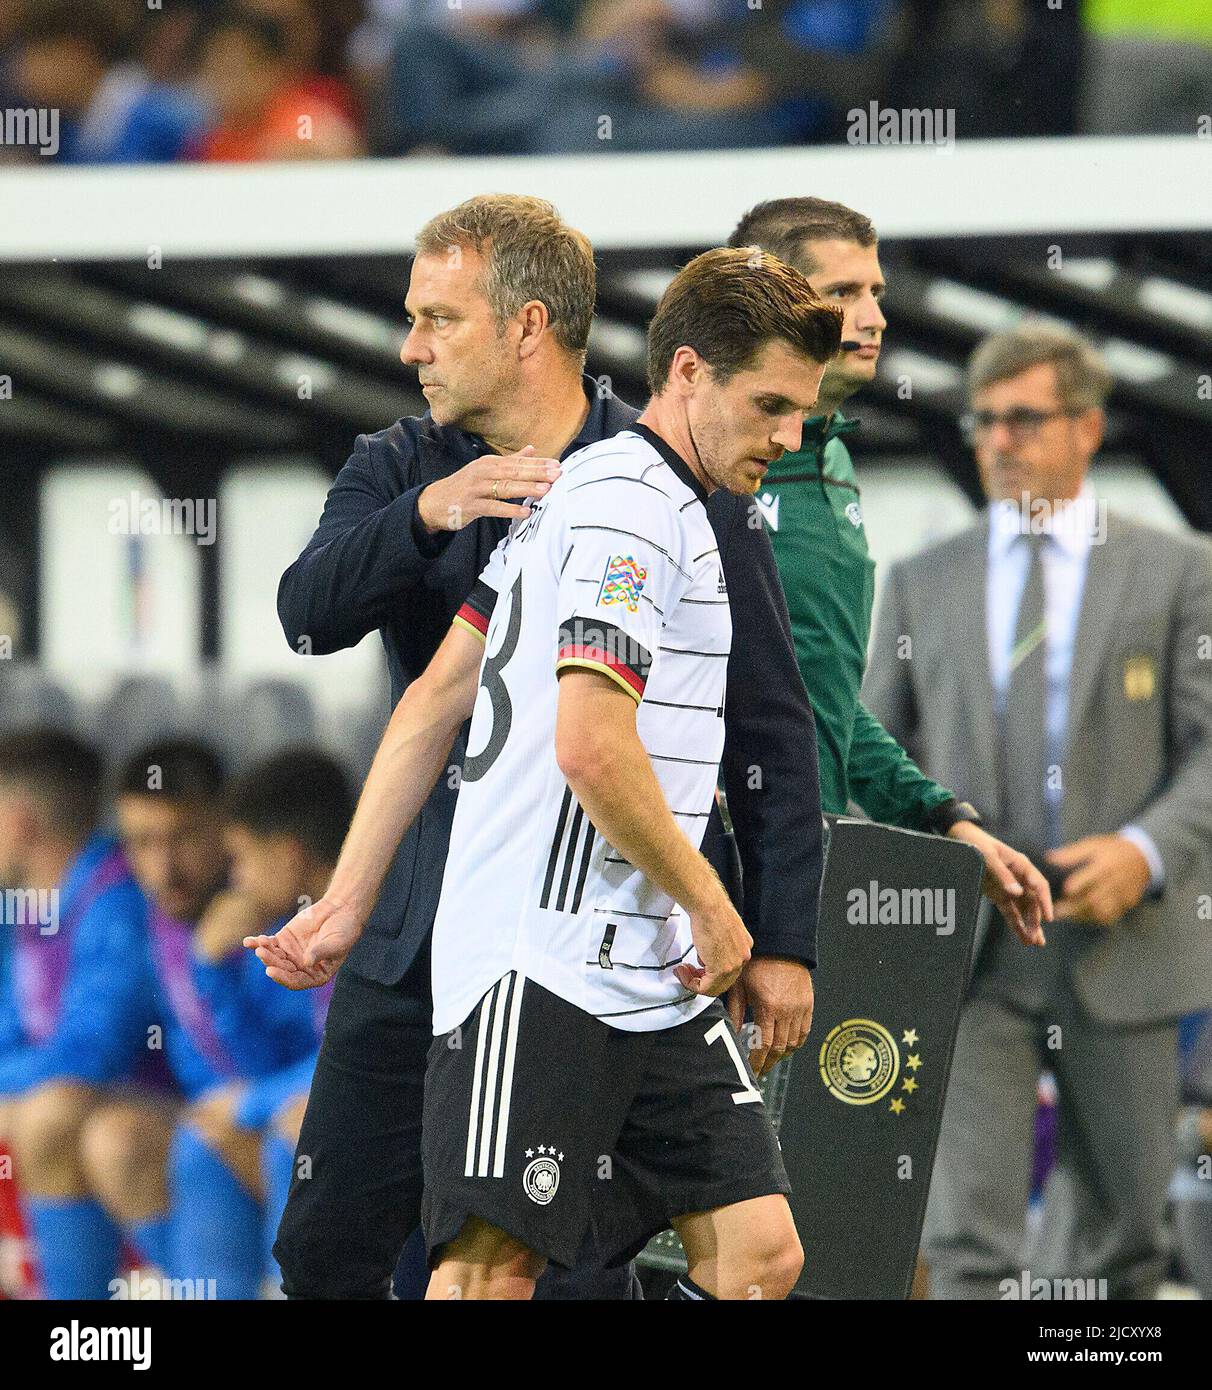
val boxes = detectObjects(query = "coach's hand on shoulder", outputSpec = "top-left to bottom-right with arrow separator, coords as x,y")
243,896 -> 365,990
675,891 -> 752,1000
947,822 -> 1052,948
416,446 -> 561,533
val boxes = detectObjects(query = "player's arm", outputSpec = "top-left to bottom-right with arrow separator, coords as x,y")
555,669 -> 751,997
245,622 -> 484,987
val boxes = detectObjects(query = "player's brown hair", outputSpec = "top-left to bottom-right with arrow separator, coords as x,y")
645,247 -> 843,393
968,324 -> 1113,412
415,195 -> 596,361
728,197 -> 877,277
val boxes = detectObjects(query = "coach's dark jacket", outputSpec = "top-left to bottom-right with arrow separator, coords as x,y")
278,376 -> 823,989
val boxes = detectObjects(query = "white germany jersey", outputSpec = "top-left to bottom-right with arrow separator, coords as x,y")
430,424 -> 732,1035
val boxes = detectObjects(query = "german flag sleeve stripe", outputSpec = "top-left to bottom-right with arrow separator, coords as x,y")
555,616 -> 652,703
453,579 -> 497,642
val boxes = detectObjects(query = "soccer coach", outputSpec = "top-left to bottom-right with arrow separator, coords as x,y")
273,195 -> 824,1299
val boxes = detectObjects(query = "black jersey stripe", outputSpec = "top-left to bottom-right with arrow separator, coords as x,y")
649,752 -> 719,766
593,907 -> 669,921
567,474 -> 674,501
658,646 -> 731,658
569,818 -> 597,913
569,525 -> 691,581
555,802 -> 586,911
592,994 -> 697,1019
642,697 -> 719,712
584,943 -> 695,971
539,786 -> 574,910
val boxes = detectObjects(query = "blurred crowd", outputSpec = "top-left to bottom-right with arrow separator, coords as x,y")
0,0 -> 1208,165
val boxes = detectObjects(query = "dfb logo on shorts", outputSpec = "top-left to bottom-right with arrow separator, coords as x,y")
522,1145 -> 563,1205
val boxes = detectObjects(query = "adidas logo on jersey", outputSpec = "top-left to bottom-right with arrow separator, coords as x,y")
754,492 -> 780,531
717,565 -> 726,595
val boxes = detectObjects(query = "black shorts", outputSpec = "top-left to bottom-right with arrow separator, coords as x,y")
421,971 -> 790,1272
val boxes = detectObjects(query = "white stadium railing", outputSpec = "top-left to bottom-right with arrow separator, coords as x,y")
0,136 -> 1208,262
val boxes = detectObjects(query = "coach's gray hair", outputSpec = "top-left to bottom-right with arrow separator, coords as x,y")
968,323 -> 1113,411
415,194 -> 595,361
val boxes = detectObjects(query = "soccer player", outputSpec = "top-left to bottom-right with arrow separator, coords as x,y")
0,730 -> 151,1300
79,740 -> 318,1299
177,749 -> 354,1296
249,247 -> 841,1300
727,198 -> 1052,944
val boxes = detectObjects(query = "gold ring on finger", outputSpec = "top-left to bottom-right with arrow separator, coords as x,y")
491,479 -> 499,501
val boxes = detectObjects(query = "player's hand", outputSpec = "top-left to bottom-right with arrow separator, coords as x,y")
243,897 -> 365,990
726,957 -> 813,1079
946,822 -> 1051,947
195,890 -> 270,963
1047,834 -> 1152,926
675,896 -> 752,998
416,447 -> 560,533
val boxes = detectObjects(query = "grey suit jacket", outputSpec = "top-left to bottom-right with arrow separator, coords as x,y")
863,508 -> 1212,1026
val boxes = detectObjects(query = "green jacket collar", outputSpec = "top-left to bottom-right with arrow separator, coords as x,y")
801,410 -> 860,451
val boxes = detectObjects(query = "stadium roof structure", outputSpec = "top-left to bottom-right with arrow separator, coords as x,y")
0,137 -> 1208,522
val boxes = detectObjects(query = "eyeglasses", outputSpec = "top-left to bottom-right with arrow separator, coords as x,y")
959,407 -> 1081,443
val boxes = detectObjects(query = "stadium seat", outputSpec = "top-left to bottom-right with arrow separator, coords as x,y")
94,675 -> 184,764
0,665 -> 76,734
235,678 -> 318,766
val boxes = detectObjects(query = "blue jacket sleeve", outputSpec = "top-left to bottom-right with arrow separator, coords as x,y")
0,881 -> 156,1095
715,496 -> 824,969
0,928 -> 24,1058
277,429 -> 454,655
190,949 -> 318,1076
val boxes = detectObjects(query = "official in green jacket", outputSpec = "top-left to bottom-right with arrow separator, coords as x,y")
728,197 -> 1051,946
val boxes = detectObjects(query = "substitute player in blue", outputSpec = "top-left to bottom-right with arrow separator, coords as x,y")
175,749 -> 352,1295
0,730 -> 153,1300
74,740 -> 318,1300
252,249 -> 841,1298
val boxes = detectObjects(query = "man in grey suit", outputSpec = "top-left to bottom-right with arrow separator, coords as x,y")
864,323 -> 1212,1299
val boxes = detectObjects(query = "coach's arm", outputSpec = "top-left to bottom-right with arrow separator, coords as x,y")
277,430 -> 556,654
708,498 -> 821,1072
244,623 -> 484,986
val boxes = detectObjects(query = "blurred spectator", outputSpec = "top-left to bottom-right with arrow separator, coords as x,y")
193,5 -> 363,161
11,0 -> 206,163
379,0 -> 570,156
1082,0 -> 1212,136
728,0 -> 903,143
533,0 -> 903,153
239,0 -> 364,120
890,0 -> 1083,139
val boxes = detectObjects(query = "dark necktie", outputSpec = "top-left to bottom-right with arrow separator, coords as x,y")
1000,533 -> 1051,847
